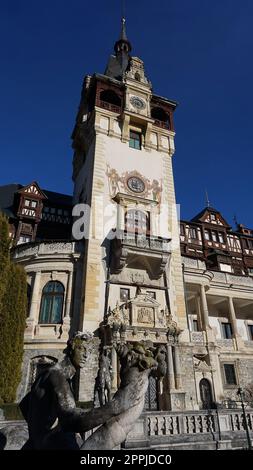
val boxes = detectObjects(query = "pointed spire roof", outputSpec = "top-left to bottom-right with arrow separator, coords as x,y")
105,17 -> 132,80
114,17 -> 132,54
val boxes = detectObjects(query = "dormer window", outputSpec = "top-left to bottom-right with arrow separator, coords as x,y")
129,130 -> 141,150
210,213 -> 216,221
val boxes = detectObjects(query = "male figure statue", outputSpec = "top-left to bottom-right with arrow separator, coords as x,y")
19,331 -> 139,449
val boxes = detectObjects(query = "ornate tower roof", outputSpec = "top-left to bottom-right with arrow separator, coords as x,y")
105,17 -> 132,81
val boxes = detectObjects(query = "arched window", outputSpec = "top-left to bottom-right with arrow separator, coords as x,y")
199,378 -> 213,409
39,281 -> 64,324
100,90 -> 121,108
151,107 -> 171,129
125,209 -> 150,235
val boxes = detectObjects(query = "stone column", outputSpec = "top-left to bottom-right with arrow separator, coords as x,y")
227,297 -> 244,350
63,271 -> 73,333
227,297 -> 239,335
195,295 -> 203,331
166,343 -> 175,390
111,346 -> 118,393
122,114 -> 130,143
200,285 -> 210,329
173,345 -> 182,389
117,204 -> 125,232
26,271 -> 41,337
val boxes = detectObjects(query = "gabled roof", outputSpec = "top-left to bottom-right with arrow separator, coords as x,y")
17,181 -> 47,199
191,206 -> 231,228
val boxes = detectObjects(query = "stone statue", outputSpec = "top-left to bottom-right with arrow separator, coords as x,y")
95,347 -> 112,406
19,331 -> 149,450
81,341 -> 158,450
1,334 -> 160,450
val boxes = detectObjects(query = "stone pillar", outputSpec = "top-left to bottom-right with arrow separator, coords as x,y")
62,271 -> 73,334
228,297 -> 239,335
117,204 -> 125,232
200,285 -> 210,329
122,114 -> 130,143
173,345 -> 182,389
195,295 -> 203,331
227,297 -> 244,350
26,271 -> 41,337
166,343 -> 175,390
111,346 -> 118,393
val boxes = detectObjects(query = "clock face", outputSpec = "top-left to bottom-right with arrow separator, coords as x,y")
130,96 -> 146,110
127,176 -> 145,193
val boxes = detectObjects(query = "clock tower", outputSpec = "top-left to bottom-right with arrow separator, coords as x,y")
72,18 -> 187,407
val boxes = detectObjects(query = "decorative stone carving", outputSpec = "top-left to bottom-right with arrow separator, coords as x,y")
165,308 -> 182,338
125,57 -> 151,87
137,307 -> 154,325
131,272 -> 145,284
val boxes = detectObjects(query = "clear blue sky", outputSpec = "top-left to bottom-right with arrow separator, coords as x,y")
1,0 -> 252,226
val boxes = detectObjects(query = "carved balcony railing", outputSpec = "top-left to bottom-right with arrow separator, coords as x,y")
115,231 -> 171,252
153,119 -> 170,130
97,100 -> 121,114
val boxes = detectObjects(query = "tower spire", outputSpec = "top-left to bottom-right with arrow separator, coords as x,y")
114,16 -> 132,55
205,189 -> 211,208
105,13 -> 132,80
120,16 -> 128,42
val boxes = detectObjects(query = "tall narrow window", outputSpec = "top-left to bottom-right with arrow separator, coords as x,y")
39,281 -> 64,324
192,319 -> 199,332
189,227 -> 197,239
218,232 -> 225,243
125,210 -> 150,235
204,229 -> 210,240
221,322 -> 233,339
211,231 -> 218,242
223,364 -> 237,385
129,131 -> 141,150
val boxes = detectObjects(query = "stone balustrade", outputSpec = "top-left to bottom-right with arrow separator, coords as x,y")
124,409 -> 253,449
12,241 -> 77,259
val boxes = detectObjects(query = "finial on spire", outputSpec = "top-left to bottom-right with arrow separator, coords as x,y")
120,16 -> 128,42
205,189 -> 211,208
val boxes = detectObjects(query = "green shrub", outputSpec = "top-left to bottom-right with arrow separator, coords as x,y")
0,213 -> 27,403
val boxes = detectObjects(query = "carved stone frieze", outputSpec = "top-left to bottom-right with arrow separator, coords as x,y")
137,307 -> 154,325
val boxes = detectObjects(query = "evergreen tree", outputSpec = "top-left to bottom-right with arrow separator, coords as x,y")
0,213 -> 27,403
